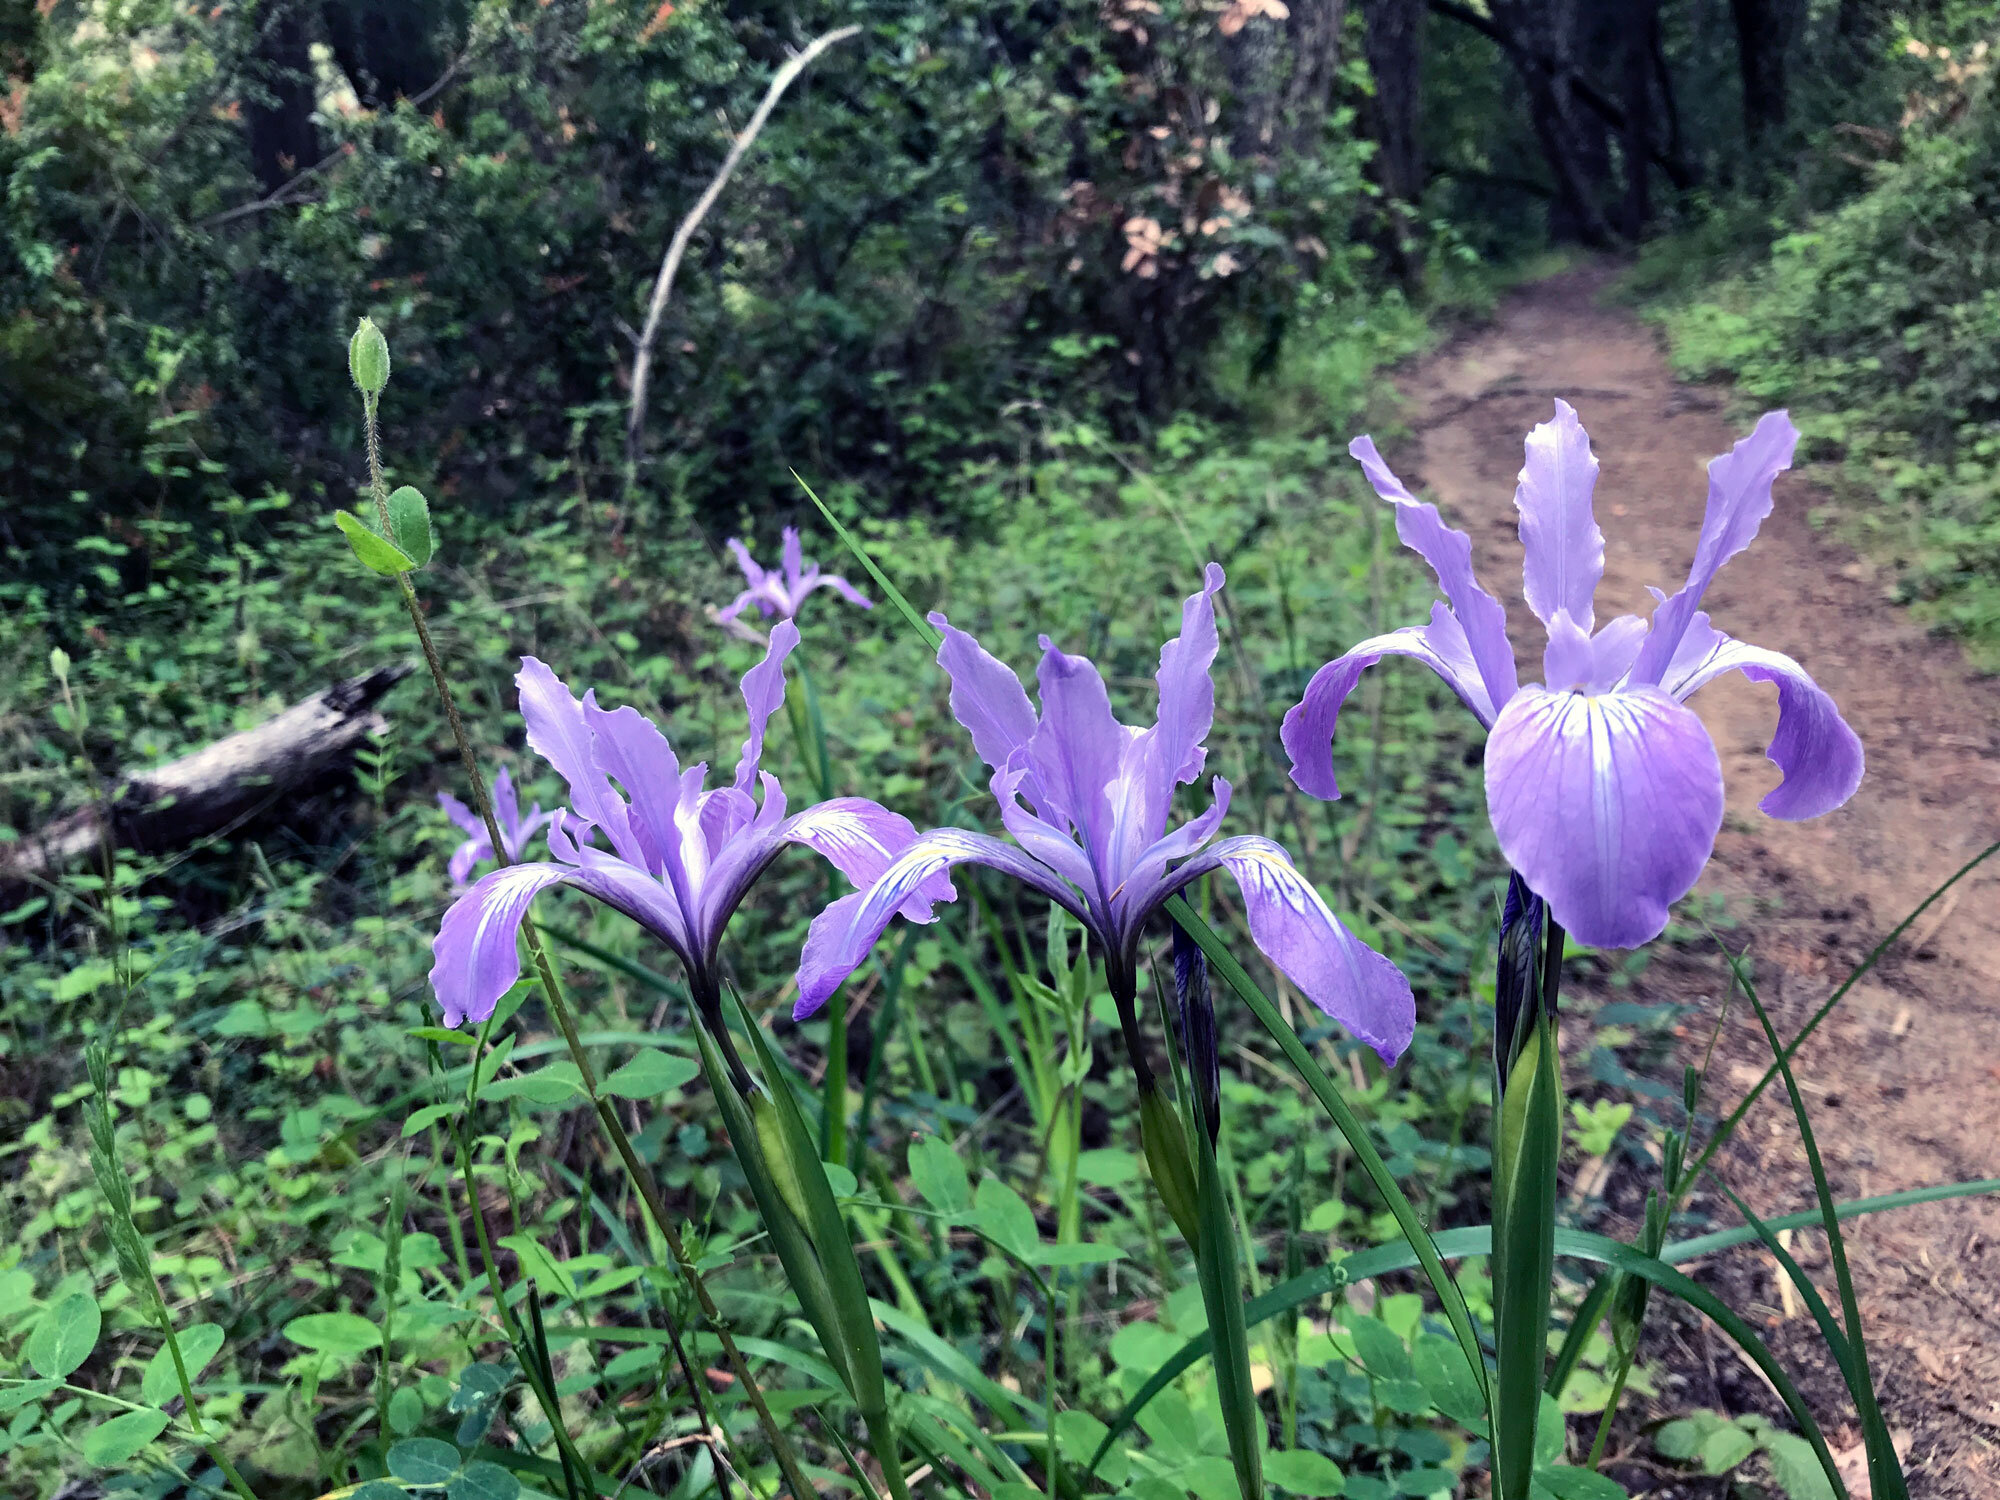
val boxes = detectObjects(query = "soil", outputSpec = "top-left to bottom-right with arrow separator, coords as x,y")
1384,265 -> 2000,1498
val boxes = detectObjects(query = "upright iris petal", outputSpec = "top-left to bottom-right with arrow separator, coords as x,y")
438,767 -> 551,888
428,624 -> 952,1029
797,563 -> 1417,1065
1283,400 -> 1864,951
715,526 -> 874,626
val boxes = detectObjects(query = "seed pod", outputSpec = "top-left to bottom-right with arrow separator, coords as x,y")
349,317 -> 390,394
1494,872 -> 1545,1094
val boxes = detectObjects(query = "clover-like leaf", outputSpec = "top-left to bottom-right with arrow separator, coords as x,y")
334,510 -> 415,575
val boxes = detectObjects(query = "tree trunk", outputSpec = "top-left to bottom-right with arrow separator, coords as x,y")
0,665 -> 411,882
1621,2 -> 1660,238
1364,0 -> 1425,282
1282,0 -> 1348,154
1730,0 -> 1796,147
244,2 -> 321,197
1491,0 -> 1615,246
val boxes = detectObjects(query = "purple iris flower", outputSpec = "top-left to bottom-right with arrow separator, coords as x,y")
717,527 -> 873,625
429,621 -> 953,1030
795,563 -> 1417,1065
438,768 -> 551,888
1282,401 -> 1864,951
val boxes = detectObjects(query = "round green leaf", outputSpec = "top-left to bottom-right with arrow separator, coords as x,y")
28,1292 -> 101,1379
971,1177 -> 1039,1261
1700,1422 -> 1758,1474
448,1361 -> 511,1412
284,1311 -> 383,1357
908,1135 -> 970,1213
600,1048 -> 698,1099
386,486 -> 434,567
1536,1465 -> 1629,1500
80,1407 -> 171,1466
140,1323 -> 225,1405
334,510 -> 415,575
1411,1333 -> 1486,1428
387,1385 -> 426,1435
1346,1313 -> 1413,1382
355,1483 -> 410,1500
387,1436 -> 463,1485
1267,1449 -> 1346,1494
448,1460 -> 523,1500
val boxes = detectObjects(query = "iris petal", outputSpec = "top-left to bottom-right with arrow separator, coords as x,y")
1485,685 -> 1724,949
1651,611 -> 1864,820
733,620 -> 800,791
794,829 -> 1088,1018
1282,605 -> 1497,801
930,612 -> 1042,778
1349,436 -> 1518,712
1514,400 -> 1606,631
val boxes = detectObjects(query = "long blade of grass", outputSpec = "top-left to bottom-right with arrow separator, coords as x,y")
1717,936 -> 1904,1500
1680,839 -> 1999,1193
1163,895 -> 1493,1422
794,472 -> 942,652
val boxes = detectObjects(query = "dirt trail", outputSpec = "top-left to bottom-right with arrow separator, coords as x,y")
1391,266 -> 2000,1494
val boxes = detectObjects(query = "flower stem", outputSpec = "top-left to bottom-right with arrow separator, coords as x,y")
360,410 -> 814,1497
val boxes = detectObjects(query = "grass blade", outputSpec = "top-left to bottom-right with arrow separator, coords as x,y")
794,472 -> 942,652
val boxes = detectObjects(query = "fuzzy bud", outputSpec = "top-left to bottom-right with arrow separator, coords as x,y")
349,317 -> 390,394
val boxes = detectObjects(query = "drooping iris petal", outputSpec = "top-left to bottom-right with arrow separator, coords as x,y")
794,828 -> 1090,1018
728,538 -> 767,591
1515,399 -> 1606,631
1106,776 -> 1231,938
780,797 -> 957,919
430,853 -> 698,1028
1485,685 -> 1725,949
1161,835 -> 1416,1065
931,612 -> 1041,776
1349,436 -> 1518,712
734,620 -> 800,791
1650,611 -> 1864,820
1281,605 -> 1497,801
439,790 -> 483,841
1629,410 -> 1799,685
816,573 -> 873,609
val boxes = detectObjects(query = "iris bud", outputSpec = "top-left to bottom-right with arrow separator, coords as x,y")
1173,922 -> 1220,1149
1139,1083 -> 1200,1248
349,316 -> 390,394
749,1088 -> 815,1234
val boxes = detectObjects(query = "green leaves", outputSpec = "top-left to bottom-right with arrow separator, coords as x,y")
139,1322 -> 224,1404
1491,1015 -> 1563,1500
80,1407 -> 171,1465
907,1134 -> 969,1213
1655,1411 -> 1833,1499
387,1436 -> 463,1485
1266,1449 -> 1346,1495
334,489 -> 435,576
599,1048 -> 696,1098
28,1292 -> 100,1379
283,1311 -> 383,1358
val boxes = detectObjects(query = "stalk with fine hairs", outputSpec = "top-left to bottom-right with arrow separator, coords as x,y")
344,319 -> 818,1500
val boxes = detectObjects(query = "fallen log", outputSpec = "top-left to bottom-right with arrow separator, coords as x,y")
1,663 -> 413,881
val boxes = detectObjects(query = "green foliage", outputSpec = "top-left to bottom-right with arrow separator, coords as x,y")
1650,41 -> 2000,663
1655,1410 -> 1836,1500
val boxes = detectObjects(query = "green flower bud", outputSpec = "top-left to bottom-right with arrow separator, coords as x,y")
749,1089 -> 816,1235
349,316 -> 390,394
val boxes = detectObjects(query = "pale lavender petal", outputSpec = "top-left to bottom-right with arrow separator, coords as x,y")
429,856 -> 692,1027
781,797 -> 958,918
1585,615 -> 1648,690
508,806 -> 553,861
1107,777 -> 1230,937
734,620 -> 800,791
1150,562 -> 1226,784
582,699 -> 680,874
931,612 -> 1040,776
1160,836 -> 1416,1065
1282,606 -> 1497,801
992,760 -> 1101,913
1652,612 -> 1863,820
438,790 -> 484,841
1540,610 -> 1595,692
447,837 -> 488,889
714,589 -> 761,625
518,658 -> 607,825
1027,639 -> 1134,856
814,572 -> 874,609
795,829 -> 1088,1018
490,767 -> 522,840
727,538 -> 766,589
1515,400 -> 1605,631
781,527 -> 805,594
698,785 -> 757,855
1349,436 -> 1518,711
1485,685 -> 1724,949
1629,411 -> 1799,685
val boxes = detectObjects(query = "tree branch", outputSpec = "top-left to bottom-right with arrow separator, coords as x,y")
623,24 -> 861,477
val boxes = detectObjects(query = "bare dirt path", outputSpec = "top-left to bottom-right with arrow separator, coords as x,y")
1388,265 -> 2000,1495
